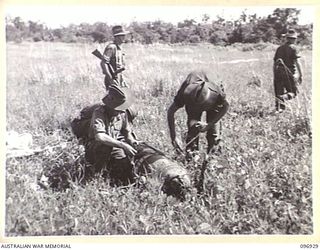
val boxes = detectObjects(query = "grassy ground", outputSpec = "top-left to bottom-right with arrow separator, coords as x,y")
5,41 -> 312,235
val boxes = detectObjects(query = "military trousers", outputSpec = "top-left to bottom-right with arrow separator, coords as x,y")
185,109 -> 221,155
274,72 -> 298,111
84,140 -> 135,186
104,76 -> 127,91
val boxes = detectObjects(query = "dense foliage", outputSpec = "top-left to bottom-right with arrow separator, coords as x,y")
6,8 -> 312,46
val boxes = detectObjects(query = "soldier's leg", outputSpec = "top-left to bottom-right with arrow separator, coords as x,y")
109,148 -> 135,186
185,110 -> 202,158
276,73 -> 297,107
274,78 -> 286,111
84,141 -> 111,180
286,73 -> 298,97
104,76 -> 112,91
119,76 -> 128,88
206,110 -> 221,154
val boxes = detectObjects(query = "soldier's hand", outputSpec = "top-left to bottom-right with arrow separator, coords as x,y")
172,138 -> 183,154
115,67 -> 125,74
195,121 -> 209,132
112,79 -> 120,86
121,143 -> 137,157
131,140 -> 143,148
298,76 -> 302,84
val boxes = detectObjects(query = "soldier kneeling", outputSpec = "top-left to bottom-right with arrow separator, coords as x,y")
84,85 -> 138,186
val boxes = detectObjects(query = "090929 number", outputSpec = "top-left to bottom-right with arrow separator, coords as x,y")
300,244 -> 319,248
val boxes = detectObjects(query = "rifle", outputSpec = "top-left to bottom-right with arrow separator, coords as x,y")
92,49 -> 125,77
92,48 -> 105,61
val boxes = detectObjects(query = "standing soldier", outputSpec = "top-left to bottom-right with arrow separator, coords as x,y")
167,71 -> 229,159
273,29 -> 303,111
101,25 -> 129,90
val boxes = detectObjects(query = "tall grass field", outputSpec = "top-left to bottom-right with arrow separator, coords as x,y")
5,41 -> 312,236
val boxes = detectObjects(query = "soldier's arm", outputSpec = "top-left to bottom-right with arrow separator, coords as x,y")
293,46 -> 303,83
102,45 -> 117,82
273,62 -> 276,76
95,131 -> 124,148
92,110 -> 136,156
167,79 -> 189,152
273,48 -> 280,76
167,102 -> 183,153
92,116 -> 124,146
196,99 -> 229,132
96,132 -> 137,157
122,113 -> 139,146
295,59 -> 303,83
210,99 -> 229,126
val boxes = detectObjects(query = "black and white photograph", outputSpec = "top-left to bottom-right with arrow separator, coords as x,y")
2,1 -> 318,245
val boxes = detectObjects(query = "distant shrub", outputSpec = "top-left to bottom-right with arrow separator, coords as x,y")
241,43 -> 269,51
61,34 -> 77,43
209,32 -> 228,46
189,35 -> 200,43
90,31 -> 107,43
32,35 -> 42,42
230,42 -> 277,52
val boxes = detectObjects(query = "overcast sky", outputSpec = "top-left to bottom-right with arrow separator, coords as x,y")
5,5 -> 314,28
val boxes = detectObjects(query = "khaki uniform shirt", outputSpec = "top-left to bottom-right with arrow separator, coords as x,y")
174,71 -> 226,114
101,43 -> 125,85
88,105 -> 131,158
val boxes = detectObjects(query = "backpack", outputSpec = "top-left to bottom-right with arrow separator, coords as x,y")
71,104 -> 137,140
71,104 -> 102,140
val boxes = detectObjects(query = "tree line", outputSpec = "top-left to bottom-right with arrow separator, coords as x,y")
6,8 -> 312,46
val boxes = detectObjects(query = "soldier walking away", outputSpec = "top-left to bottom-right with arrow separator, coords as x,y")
273,29 -> 303,112
84,84 -> 139,186
100,25 -> 129,90
167,71 -> 229,160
